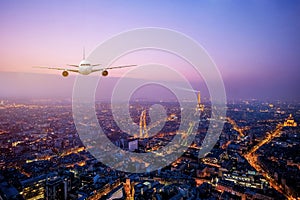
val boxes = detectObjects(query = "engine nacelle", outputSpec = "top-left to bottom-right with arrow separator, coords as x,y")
62,71 -> 69,77
102,70 -> 108,76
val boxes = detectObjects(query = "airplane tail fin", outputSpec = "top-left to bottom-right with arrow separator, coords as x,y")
83,47 -> 85,60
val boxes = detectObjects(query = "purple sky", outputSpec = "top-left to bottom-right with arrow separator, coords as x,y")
0,1 -> 299,101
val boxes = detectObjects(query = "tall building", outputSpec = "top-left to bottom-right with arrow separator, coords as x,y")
139,110 -> 148,138
45,176 -> 69,200
196,91 -> 204,112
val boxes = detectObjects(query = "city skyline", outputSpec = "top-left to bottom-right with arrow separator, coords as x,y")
0,99 -> 299,199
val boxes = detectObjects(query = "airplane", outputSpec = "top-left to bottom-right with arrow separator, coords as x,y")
34,48 -> 136,77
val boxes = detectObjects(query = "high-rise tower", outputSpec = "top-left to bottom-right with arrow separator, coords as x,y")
196,91 -> 204,112
139,110 -> 148,138
45,177 -> 68,200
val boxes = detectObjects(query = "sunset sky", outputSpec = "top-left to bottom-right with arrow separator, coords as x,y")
0,0 -> 299,101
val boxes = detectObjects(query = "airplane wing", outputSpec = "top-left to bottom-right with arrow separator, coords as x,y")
33,66 -> 79,73
91,65 -> 136,73
67,64 -> 79,67
105,65 -> 137,70
91,68 -> 103,72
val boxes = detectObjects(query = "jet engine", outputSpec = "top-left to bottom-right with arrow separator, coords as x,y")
62,71 -> 69,77
102,70 -> 108,76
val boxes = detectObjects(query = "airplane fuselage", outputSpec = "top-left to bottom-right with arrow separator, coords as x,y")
78,60 -> 93,75
78,66 -> 93,75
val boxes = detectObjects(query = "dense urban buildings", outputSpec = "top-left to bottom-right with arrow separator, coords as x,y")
0,98 -> 299,199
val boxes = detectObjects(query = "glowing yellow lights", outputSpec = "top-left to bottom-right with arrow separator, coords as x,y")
12,141 -> 22,147
283,114 -> 297,127
77,161 -> 86,166
139,110 -> 148,138
269,104 -> 274,108
196,91 -> 204,112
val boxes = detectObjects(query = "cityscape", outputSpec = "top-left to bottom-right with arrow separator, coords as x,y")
1,1 -> 299,200
0,97 -> 299,199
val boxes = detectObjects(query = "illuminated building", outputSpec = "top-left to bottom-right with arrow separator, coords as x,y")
139,110 -> 148,138
20,173 -> 56,200
123,178 -> 135,200
196,91 -> 204,112
283,114 -> 297,127
45,176 -> 69,200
